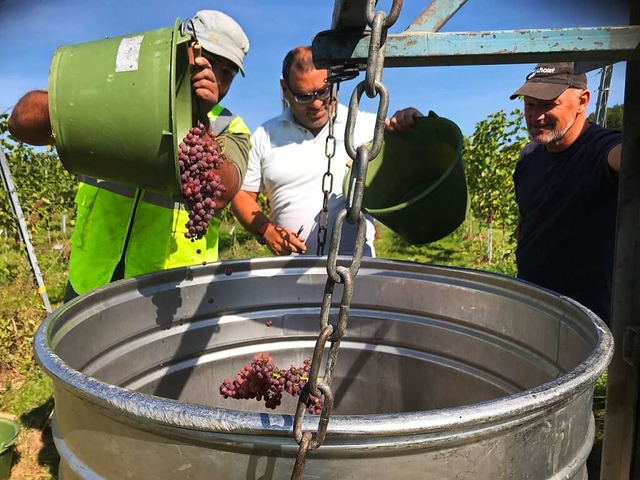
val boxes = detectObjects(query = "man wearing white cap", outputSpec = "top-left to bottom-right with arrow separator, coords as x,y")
510,62 -> 622,325
8,10 -> 252,301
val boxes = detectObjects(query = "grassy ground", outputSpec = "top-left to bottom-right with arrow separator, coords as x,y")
0,221 -> 69,479
1,215 -> 605,479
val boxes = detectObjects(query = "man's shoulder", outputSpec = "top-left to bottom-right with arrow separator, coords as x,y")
514,142 -> 546,179
255,110 -> 291,134
210,104 -> 251,137
582,123 -> 623,144
249,111 -> 297,155
564,123 -> 622,164
519,141 -> 541,159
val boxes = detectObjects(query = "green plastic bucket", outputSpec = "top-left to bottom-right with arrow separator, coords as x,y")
48,19 -> 192,195
344,111 -> 467,244
0,418 -> 20,480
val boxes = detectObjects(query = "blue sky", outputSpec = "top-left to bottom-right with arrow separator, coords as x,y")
0,0 -> 631,137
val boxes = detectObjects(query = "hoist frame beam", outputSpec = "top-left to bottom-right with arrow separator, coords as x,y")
313,26 -> 640,69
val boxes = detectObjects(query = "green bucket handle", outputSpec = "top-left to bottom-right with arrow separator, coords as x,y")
343,111 -> 468,245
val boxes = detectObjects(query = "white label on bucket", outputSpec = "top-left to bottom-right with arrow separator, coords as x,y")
115,36 -> 144,72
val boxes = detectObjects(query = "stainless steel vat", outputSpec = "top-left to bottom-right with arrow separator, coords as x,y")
34,257 -> 613,479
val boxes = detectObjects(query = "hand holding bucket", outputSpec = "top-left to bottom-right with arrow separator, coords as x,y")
344,111 -> 467,244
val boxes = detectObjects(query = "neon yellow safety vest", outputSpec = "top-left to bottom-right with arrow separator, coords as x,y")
68,105 -> 250,295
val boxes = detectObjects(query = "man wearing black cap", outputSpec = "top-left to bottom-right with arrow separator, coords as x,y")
510,62 -> 622,325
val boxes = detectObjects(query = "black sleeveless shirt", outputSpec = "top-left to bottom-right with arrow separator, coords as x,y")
513,123 -> 622,323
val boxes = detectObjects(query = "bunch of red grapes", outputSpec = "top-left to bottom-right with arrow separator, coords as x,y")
178,123 -> 227,240
219,353 -> 324,414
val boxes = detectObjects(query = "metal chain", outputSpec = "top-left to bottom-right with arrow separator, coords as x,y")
316,84 -> 339,256
291,1 -> 402,478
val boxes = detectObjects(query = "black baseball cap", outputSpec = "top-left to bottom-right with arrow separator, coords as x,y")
510,62 -> 588,100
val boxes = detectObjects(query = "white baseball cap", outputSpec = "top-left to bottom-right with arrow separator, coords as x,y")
181,10 -> 250,77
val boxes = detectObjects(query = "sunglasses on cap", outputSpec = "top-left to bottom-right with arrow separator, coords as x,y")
287,83 -> 333,104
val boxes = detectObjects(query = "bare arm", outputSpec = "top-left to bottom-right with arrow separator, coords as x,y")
231,190 -> 307,255
212,131 -> 250,210
231,190 -> 269,233
7,90 -> 54,145
607,143 -> 622,173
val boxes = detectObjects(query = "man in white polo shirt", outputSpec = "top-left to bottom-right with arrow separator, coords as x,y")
232,45 -> 422,256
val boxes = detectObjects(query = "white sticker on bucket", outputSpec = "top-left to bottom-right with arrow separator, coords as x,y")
115,35 -> 144,72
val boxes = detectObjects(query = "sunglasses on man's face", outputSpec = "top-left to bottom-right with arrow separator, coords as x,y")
287,83 -> 333,104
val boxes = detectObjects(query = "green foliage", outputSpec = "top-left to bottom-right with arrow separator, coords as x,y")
0,368 -> 53,416
218,217 -> 273,260
464,109 -> 527,230
588,104 -> 624,130
593,371 -> 608,410
463,109 -> 527,263
219,191 -> 269,225
0,282 -> 46,371
0,113 -> 74,372
0,113 -> 77,236
594,371 -> 608,397
0,234 -> 69,372
374,221 -> 477,267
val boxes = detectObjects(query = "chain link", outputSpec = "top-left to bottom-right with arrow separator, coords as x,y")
316,85 -> 339,256
291,1 -> 402,478
365,11 -> 386,98
366,0 -> 403,28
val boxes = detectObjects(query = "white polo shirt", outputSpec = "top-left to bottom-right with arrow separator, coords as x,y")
241,103 -> 377,256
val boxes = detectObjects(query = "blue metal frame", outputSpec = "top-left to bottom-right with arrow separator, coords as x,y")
407,0 -> 468,32
313,27 -> 640,68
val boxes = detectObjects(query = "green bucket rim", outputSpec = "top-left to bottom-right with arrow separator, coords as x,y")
344,115 -> 464,215
170,17 -> 192,194
0,418 -> 20,453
